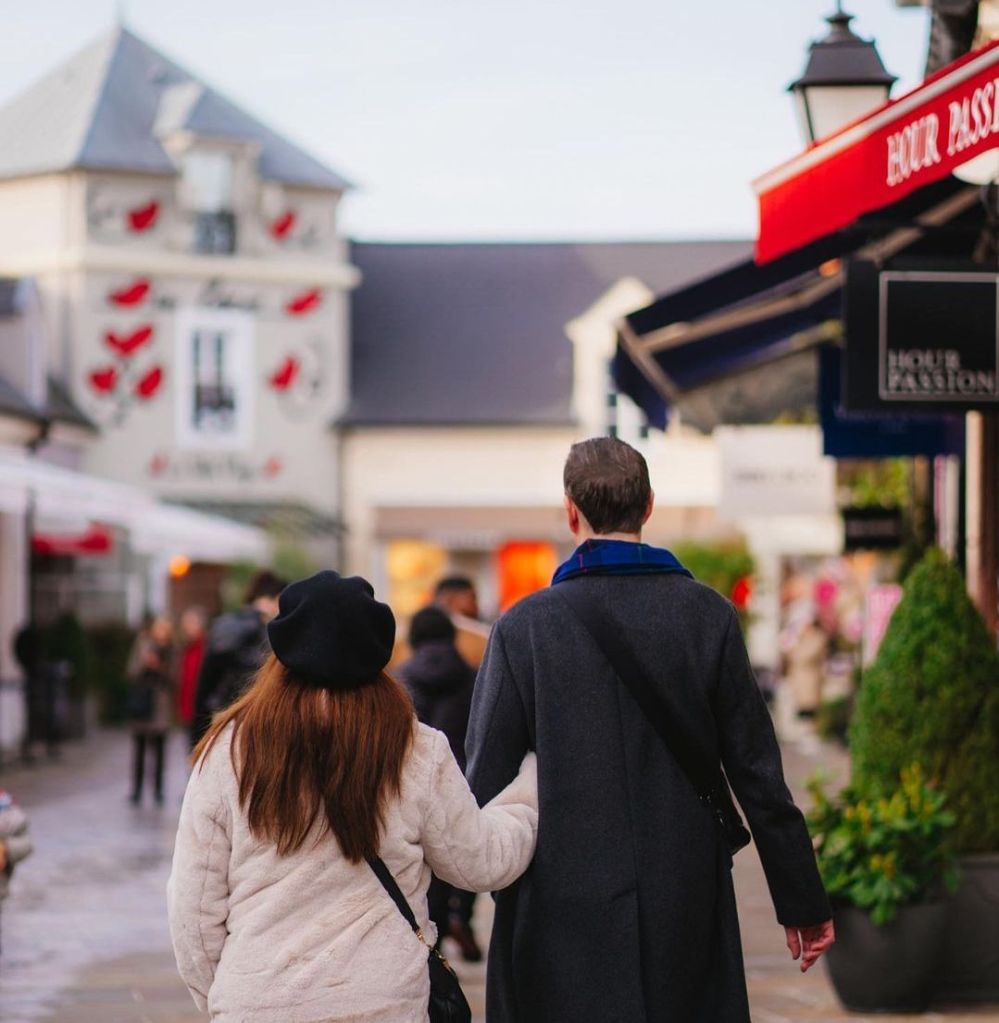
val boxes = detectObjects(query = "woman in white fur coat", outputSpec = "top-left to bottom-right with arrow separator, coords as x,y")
167,571 -> 537,1023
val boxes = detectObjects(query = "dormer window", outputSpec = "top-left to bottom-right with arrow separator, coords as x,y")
183,149 -> 237,255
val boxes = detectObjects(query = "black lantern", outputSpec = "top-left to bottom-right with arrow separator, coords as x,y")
789,2 -> 896,145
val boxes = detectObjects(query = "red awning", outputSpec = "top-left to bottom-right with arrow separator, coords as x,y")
754,39 -> 999,265
32,523 -> 114,558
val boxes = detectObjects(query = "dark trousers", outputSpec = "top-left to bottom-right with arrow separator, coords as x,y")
131,732 -> 166,800
428,876 -> 476,936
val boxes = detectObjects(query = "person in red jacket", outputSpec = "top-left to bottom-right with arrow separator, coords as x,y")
176,607 -> 207,733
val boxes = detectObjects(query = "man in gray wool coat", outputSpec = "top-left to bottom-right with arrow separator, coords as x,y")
466,436 -> 834,1022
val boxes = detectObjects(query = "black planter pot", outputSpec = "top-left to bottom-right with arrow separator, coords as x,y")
936,854 -> 999,1003
825,902 -> 947,1013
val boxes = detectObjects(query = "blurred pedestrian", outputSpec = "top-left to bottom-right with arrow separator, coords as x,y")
127,616 -> 175,806
168,570 -> 537,1021
434,576 -> 488,670
176,607 -> 208,732
783,616 -> 828,718
190,570 -> 285,747
13,623 -> 61,762
0,787 -> 33,956
467,437 -> 834,1023
398,606 -> 481,961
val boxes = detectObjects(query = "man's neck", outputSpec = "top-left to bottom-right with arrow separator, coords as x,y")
574,531 -> 642,545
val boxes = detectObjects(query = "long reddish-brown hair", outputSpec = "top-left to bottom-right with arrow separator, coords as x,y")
194,655 -> 415,862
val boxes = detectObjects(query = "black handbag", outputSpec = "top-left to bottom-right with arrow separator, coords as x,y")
558,580 -> 752,857
368,856 -> 472,1023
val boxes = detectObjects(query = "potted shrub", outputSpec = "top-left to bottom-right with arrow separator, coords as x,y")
849,548 -> 999,1002
807,765 -> 958,1012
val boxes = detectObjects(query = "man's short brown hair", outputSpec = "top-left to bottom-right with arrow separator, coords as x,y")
563,437 -> 652,535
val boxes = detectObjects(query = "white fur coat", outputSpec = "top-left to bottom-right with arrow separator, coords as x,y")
167,723 -> 537,1022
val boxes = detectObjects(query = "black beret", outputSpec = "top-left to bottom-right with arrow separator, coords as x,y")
266,571 -> 396,691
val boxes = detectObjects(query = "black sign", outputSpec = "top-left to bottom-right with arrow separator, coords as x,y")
844,259 -> 999,412
842,506 -> 904,551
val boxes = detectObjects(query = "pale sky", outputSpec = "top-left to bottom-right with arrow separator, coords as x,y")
3,1 -> 931,240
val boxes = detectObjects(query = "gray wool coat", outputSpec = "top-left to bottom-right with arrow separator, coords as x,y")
466,573 -> 831,1023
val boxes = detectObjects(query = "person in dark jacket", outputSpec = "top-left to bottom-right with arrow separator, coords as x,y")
190,571 -> 285,748
127,616 -> 175,805
397,606 -> 482,961
466,436 -> 834,1023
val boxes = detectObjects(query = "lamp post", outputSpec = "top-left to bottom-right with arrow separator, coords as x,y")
789,2 -> 897,146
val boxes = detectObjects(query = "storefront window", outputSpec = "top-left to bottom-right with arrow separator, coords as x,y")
386,539 -> 448,618
497,541 -> 557,612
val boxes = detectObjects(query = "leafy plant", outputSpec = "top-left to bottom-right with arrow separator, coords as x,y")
674,542 -> 755,626
807,764 -> 958,925
41,613 -> 94,700
849,548 -> 999,852
85,623 -> 138,724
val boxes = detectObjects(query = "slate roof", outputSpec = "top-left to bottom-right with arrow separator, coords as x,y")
0,27 -> 350,189
342,241 -> 751,426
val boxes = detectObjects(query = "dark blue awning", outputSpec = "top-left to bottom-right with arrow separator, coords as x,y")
615,178 -> 979,431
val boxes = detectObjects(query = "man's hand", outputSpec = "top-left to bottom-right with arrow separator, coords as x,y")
785,920 -> 835,973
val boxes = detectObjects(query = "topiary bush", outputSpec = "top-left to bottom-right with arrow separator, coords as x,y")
849,548 -> 999,853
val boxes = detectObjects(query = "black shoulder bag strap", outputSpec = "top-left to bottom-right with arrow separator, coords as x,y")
368,856 -> 422,935
557,579 -> 750,855
368,856 -> 472,1023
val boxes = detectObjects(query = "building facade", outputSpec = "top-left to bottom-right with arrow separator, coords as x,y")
0,28 -> 356,561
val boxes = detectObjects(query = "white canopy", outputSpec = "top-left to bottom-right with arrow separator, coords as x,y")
0,449 -> 268,563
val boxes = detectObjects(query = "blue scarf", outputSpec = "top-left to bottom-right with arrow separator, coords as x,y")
551,539 -> 693,585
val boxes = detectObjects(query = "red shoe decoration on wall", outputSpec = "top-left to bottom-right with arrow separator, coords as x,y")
127,201 -> 160,232
108,279 -> 151,307
105,325 -> 154,358
285,288 -> 321,316
89,367 -> 119,394
269,356 -> 300,392
135,365 -> 164,399
270,210 -> 296,240
262,456 -> 283,478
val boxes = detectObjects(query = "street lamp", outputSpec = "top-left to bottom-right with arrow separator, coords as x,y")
789,2 -> 897,146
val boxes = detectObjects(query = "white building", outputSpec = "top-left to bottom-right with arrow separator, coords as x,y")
0,27 -> 355,563
0,277 -> 266,753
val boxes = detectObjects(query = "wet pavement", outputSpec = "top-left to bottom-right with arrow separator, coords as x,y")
0,728 -> 996,1022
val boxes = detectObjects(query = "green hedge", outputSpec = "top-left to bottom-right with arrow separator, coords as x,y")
849,548 -> 999,853
84,623 -> 138,725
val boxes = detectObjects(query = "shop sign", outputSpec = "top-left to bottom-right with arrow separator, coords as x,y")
754,40 -> 999,263
845,260 -> 999,412
717,425 -> 836,520
842,507 -> 904,551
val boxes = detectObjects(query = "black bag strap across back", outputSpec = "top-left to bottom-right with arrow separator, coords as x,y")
368,856 -> 422,937
557,578 -> 750,853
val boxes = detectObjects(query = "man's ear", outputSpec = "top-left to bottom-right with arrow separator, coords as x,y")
564,495 -> 581,533
642,491 -> 655,527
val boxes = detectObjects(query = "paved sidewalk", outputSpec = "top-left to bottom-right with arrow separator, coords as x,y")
0,729 -> 995,1022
